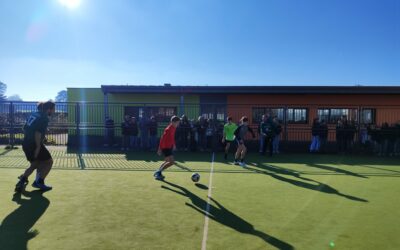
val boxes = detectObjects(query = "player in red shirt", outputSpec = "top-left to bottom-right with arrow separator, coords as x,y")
154,116 -> 181,180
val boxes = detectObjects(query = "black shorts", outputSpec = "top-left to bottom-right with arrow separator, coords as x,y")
236,139 -> 245,146
23,144 -> 52,162
224,139 -> 234,145
162,148 -> 173,157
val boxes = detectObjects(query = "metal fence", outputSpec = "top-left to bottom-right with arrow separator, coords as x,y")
1,101 -> 399,153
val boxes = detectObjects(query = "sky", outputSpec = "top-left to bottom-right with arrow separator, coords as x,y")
0,0 -> 399,101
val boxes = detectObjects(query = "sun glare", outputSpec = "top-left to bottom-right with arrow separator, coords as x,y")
58,0 -> 81,9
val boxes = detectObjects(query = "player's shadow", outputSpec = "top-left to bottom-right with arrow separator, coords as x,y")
0,190 -> 50,250
306,163 -> 368,178
249,163 -> 368,203
161,181 -> 294,250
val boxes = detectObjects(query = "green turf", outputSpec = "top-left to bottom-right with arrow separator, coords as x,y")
0,147 -> 400,250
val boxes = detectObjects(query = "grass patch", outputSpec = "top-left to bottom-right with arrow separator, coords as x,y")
0,147 -> 399,249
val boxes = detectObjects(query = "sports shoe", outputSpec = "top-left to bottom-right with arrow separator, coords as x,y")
32,181 -> 53,191
15,175 -> 29,193
234,160 -> 240,165
239,162 -> 246,167
153,171 -> 165,181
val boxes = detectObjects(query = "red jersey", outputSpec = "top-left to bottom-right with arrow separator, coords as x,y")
159,124 -> 176,149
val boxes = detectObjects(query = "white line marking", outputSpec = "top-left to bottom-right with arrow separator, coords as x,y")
201,152 -> 215,250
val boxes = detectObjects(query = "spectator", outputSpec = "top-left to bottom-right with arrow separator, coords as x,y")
346,120 -> 357,153
121,115 -> 132,150
359,123 -> 369,153
258,115 -> 268,154
148,116 -> 158,151
388,123 -> 397,156
177,115 -> 191,151
319,119 -> 328,153
104,116 -> 115,147
139,116 -> 149,150
129,117 -> 139,150
272,117 -> 282,154
206,119 -> 216,151
189,119 -> 198,152
336,120 -> 346,153
260,115 -> 275,156
310,118 -> 320,153
395,121 -> 400,156
196,116 -> 208,151
368,124 -> 381,154
380,123 -> 390,156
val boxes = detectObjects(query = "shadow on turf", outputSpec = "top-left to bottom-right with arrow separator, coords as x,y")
0,190 -> 50,250
195,183 -> 209,190
0,149 -> 12,156
161,180 -> 294,250
247,163 -> 368,203
306,163 -> 368,178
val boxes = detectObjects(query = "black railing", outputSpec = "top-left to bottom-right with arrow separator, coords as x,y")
1,101 -> 399,155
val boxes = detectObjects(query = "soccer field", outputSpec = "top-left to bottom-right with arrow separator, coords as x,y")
0,147 -> 399,250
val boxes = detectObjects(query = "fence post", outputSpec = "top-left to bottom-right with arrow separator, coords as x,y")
75,103 -> 80,148
9,102 -> 15,148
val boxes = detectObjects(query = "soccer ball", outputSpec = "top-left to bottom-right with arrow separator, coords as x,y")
191,173 -> 200,182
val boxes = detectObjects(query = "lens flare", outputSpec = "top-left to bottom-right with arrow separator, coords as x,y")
59,0 -> 81,9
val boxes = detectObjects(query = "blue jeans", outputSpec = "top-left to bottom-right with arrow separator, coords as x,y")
310,136 -> 320,152
259,135 -> 266,153
130,136 -> 138,149
149,135 -> 158,150
273,135 -> 280,153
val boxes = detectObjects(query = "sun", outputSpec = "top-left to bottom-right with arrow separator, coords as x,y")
58,0 -> 81,9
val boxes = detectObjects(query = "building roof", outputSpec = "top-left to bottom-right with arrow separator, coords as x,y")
101,85 -> 400,95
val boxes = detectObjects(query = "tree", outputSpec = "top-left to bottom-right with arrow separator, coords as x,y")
0,81 -> 6,102
55,90 -> 67,102
7,94 -> 23,101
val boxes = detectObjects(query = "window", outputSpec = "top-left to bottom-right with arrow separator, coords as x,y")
252,108 -> 284,123
287,108 -> 308,124
124,106 -> 177,122
361,109 -> 376,124
317,108 -> 358,123
201,105 -> 225,121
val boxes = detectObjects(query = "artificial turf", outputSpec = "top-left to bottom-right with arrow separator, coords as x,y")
0,147 -> 399,250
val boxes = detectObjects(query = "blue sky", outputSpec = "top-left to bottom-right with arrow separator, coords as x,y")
0,0 -> 399,101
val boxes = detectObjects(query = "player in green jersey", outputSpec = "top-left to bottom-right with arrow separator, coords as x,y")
222,116 -> 238,160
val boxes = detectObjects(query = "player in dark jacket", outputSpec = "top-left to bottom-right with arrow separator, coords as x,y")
234,116 -> 256,167
15,101 -> 56,192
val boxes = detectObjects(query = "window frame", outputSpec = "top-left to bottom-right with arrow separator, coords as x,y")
317,108 -> 358,124
286,107 -> 309,124
251,107 -> 285,124
124,106 -> 177,123
360,108 -> 376,125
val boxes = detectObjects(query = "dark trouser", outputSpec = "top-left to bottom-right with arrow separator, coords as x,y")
122,135 -> 130,149
198,133 -> 207,150
262,136 -> 273,156
178,132 -> 189,150
105,129 -> 114,146
337,136 -> 347,153
141,135 -> 148,150
149,135 -> 158,151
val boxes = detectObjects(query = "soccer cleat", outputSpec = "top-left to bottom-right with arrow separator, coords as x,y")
153,171 -> 165,181
239,162 -> 246,167
32,181 -> 53,191
234,160 -> 240,165
15,176 -> 29,193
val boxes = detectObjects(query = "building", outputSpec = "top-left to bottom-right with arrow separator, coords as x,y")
67,85 -> 400,146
